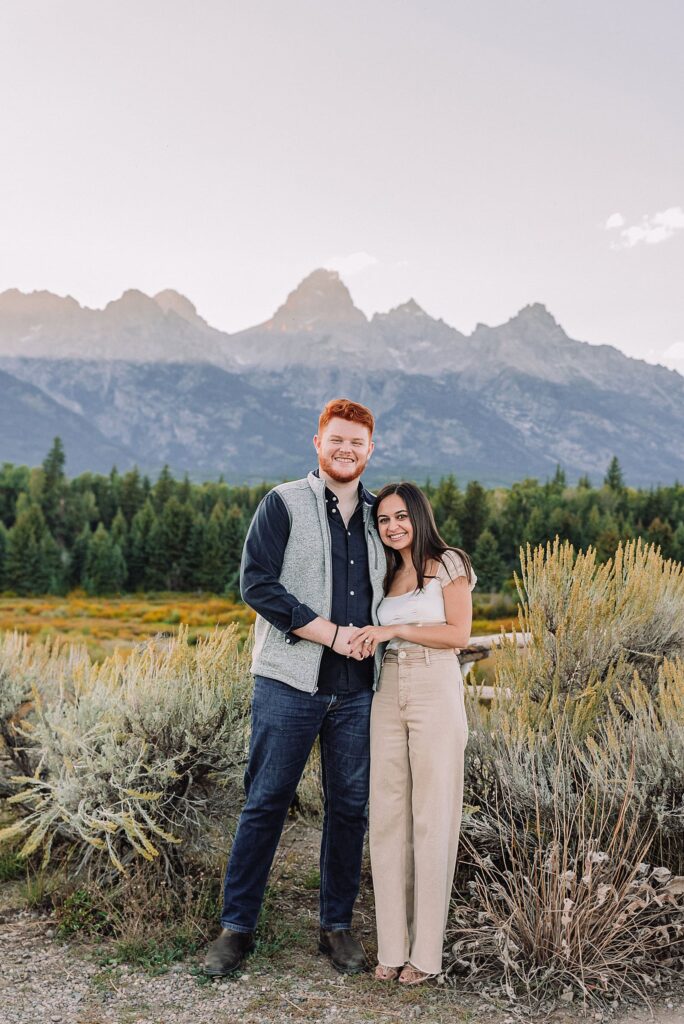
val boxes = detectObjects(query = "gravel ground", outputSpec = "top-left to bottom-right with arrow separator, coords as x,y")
2,823 -> 683,1024
2,909 -> 683,1024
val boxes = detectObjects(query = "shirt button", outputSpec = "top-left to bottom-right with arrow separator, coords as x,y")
350,559 -> 354,564
399,651 -> 407,659
286,639 -> 291,644
347,531 -> 351,536
350,591 -> 354,596
349,622 -> 353,626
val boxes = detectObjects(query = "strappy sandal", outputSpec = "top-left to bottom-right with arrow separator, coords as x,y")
398,964 -> 436,986
374,963 -> 401,981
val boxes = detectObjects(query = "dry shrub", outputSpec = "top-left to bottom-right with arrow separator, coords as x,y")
0,631 -> 91,782
449,757 -> 684,1005
501,538 -> 684,716
453,540 -> 684,1003
1,627 -> 252,880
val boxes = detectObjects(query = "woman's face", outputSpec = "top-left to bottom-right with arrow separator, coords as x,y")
376,493 -> 413,553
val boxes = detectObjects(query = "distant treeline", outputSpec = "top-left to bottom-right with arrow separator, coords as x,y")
1,438 -> 683,597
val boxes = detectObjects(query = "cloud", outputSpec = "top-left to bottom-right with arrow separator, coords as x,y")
323,251 -> 379,276
605,212 -> 625,229
610,206 -> 684,248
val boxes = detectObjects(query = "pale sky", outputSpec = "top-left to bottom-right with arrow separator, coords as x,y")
1,1 -> 683,371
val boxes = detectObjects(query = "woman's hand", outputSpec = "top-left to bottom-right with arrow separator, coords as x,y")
348,625 -> 394,657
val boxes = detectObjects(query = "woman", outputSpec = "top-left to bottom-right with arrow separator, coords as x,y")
350,482 -> 475,984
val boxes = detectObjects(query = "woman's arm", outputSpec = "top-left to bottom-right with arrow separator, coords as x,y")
350,577 -> 473,654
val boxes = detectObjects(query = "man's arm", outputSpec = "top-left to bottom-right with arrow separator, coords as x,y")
240,490 -> 316,642
240,491 -> 366,657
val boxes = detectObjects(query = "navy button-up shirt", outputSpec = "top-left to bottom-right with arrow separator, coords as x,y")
240,472 -> 374,694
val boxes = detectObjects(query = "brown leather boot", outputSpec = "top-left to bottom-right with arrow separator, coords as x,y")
318,928 -> 368,974
204,928 -> 255,977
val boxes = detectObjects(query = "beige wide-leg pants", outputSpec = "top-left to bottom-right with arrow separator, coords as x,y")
369,647 -> 468,975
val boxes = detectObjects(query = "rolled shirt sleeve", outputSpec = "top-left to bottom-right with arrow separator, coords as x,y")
239,490 -> 318,643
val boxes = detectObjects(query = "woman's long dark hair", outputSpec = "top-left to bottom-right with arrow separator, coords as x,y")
373,481 -> 473,594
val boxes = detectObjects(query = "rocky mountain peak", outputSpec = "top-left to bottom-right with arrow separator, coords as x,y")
515,302 -> 558,325
0,288 -> 81,319
153,289 -> 207,328
267,269 -> 367,332
104,289 -> 165,323
387,298 -> 427,318
508,302 -> 565,336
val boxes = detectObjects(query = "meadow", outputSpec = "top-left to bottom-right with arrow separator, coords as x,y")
0,592 -> 514,668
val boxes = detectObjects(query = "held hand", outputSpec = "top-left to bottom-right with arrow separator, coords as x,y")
332,625 -> 369,660
348,625 -> 392,657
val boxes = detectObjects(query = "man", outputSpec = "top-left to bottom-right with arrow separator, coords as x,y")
205,398 -> 386,977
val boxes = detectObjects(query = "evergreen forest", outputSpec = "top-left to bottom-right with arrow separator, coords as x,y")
1,438 -> 683,597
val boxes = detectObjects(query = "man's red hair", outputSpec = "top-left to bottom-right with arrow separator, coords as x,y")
318,398 -> 375,436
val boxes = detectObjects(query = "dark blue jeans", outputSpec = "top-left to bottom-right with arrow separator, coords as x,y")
221,676 -> 372,933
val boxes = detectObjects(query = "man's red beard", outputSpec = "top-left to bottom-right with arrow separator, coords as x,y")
318,452 -> 369,484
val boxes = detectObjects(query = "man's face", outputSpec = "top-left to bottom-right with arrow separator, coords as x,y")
314,416 -> 374,484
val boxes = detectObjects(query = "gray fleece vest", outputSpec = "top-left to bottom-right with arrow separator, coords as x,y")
250,471 -> 387,693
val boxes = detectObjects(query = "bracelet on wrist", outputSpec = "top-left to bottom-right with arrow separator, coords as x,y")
330,624 -> 340,649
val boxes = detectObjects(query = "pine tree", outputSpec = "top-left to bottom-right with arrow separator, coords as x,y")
198,505 -> 228,592
177,473 -> 192,504
6,503 -> 62,594
91,470 -> 118,528
431,475 -> 463,529
551,464 -> 567,489
187,514 -> 209,590
646,517 -> 674,558
0,521 -> 8,589
153,465 -> 175,513
83,524 -> 127,595
604,456 -> 625,491
129,500 -> 158,591
68,524 -> 92,589
119,468 -> 145,523
110,508 -> 130,570
41,437 -> 67,540
40,532 -> 64,595
672,521 -> 684,564
439,517 -> 463,548
223,505 -> 247,594
0,462 -> 30,526
473,529 -> 505,591
147,498 -> 195,590
461,481 -> 489,552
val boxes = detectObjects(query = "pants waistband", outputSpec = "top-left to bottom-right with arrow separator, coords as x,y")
382,646 -> 459,665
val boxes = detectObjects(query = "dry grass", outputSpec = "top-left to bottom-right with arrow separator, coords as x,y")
0,592 -> 255,660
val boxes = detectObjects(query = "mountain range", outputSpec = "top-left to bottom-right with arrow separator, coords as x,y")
1,269 -> 682,486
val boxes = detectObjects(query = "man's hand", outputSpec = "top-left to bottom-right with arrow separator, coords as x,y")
292,617 -> 373,659
348,625 -> 393,657
333,625 -> 371,660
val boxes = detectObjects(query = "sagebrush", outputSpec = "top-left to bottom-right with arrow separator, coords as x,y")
453,540 -> 684,1003
0,626 -> 251,879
